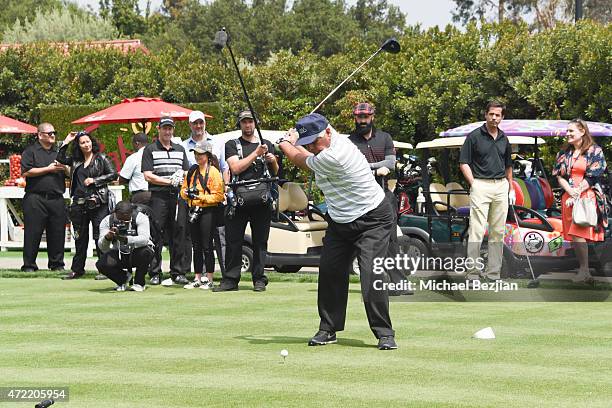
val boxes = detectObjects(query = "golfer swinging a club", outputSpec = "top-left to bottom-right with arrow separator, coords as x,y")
277,113 -> 397,350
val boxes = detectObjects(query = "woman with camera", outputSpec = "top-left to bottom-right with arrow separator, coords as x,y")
57,131 -> 118,280
180,141 -> 225,290
552,119 -> 608,285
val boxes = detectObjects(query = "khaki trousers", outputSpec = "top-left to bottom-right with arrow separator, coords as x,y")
467,178 -> 509,278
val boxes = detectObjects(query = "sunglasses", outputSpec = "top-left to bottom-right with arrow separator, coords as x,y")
41,131 -> 57,136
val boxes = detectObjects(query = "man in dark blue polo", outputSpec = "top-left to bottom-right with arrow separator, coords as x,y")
459,100 -> 515,281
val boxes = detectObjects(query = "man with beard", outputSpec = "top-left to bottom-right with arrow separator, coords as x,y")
214,110 -> 278,292
348,102 -> 406,293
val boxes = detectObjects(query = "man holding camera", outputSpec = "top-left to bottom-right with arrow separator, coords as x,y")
141,117 -> 191,286
214,110 -> 278,292
96,201 -> 154,291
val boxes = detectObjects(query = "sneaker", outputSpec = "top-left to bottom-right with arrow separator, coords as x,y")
161,278 -> 174,287
200,280 -> 213,290
173,275 -> 189,285
184,280 -> 202,289
114,284 -> 128,292
378,335 -> 398,350
131,284 -> 145,292
253,281 -> 266,292
95,273 -> 108,280
308,330 -> 337,346
149,275 -> 161,285
465,273 -> 481,281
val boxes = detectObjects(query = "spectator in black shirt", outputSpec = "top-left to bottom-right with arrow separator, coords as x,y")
141,117 -> 191,286
20,122 -> 68,272
214,110 -> 278,292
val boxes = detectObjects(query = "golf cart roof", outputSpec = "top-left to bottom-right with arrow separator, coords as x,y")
393,141 -> 413,149
440,120 -> 612,137
416,136 -> 545,150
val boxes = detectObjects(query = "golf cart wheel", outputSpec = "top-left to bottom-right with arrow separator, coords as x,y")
241,245 -> 253,273
401,236 -> 429,258
273,265 -> 302,273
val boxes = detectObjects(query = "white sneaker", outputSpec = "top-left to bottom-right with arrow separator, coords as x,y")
161,278 -> 174,287
184,280 -> 202,289
114,284 -> 128,291
131,284 -> 145,292
200,280 -> 213,290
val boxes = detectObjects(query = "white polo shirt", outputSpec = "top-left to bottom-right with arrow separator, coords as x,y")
119,147 -> 148,193
306,133 -> 385,223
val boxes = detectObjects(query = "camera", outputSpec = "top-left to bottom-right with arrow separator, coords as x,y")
188,206 -> 203,224
113,219 -> 136,238
186,186 -> 199,200
85,194 -> 100,210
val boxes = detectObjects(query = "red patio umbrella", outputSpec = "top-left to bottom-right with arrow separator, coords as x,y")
71,97 -> 212,125
0,114 -> 37,134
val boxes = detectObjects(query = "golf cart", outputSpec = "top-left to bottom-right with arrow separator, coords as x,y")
398,119 -> 612,279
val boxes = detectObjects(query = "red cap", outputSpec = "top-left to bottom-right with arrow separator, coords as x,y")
353,102 -> 375,116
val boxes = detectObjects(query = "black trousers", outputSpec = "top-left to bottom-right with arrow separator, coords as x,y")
69,203 -> 108,274
384,189 -> 406,284
189,207 -> 216,274
22,193 -> 66,270
214,226 -> 226,274
96,246 -> 154,286
223,203 -> 271,286
149,192 -> 191,278
318,200 -> 394,338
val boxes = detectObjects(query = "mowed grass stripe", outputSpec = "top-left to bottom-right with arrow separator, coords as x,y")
1,279 -> 612,407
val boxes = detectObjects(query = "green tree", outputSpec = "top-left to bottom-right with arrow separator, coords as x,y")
2,7 -> 118,43
0,0 -> 62,33
99,0 -> 148,36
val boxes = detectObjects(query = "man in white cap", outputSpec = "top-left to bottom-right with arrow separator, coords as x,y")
183,110 -> 229,276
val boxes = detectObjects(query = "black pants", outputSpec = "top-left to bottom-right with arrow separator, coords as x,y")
214,226 -> 226,274
96,246 -> 154,286
318,200 -> 394,338
69,202 -> 108,274
149,192 -> 191,278
22,193 -> 66,270
223,203 -> 271,286
384,189 -> 406,284
189,207 -> 216,274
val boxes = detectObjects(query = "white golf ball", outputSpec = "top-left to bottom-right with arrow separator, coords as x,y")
280,349 -> 289,357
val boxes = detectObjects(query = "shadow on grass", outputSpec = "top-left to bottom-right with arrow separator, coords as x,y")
235,335 -> 371,348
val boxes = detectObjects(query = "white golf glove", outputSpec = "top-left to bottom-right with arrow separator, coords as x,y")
508,189 -> 516,205
375,167 -> 390,177
170,169 -> 184,188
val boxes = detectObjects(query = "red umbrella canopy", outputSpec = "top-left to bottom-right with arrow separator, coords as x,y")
0,114 -> 37,134
71,97 -> 212,125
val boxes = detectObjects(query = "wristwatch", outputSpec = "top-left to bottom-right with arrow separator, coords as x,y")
276,136 -> 289,145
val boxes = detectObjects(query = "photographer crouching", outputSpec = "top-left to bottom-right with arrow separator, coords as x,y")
96,201 -> 154,291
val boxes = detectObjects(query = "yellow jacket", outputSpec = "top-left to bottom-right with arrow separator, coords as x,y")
180,165 -> 225,207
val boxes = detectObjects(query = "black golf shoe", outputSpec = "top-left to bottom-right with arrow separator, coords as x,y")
149,275 -> 161,285
308,330 -> 337,346
378,335 -> 398,350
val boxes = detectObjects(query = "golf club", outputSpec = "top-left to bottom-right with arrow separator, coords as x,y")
214,27 -> 265,145
510,204 -> 540,288
310,37 -> 400,114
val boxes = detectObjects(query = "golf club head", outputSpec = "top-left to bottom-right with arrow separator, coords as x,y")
527,279 -> 540,288
381,37 -> 400,54
213,28 -> 229,50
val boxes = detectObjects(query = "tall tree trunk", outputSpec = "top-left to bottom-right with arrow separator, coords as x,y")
498,0 -> 505,22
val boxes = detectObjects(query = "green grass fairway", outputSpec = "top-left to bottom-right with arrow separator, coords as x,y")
2,278 -> 612,407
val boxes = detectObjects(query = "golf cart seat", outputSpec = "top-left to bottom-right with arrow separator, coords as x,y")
280,182 -> 328,232
446,182 -> 470,214
429,183 -> 452,212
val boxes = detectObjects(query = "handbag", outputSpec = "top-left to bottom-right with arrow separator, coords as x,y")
572,197 -> 597,227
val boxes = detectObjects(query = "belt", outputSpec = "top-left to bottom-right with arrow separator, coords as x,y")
476,178 -> 506,182
28,192 -> 64,199
131,190 -> 149,195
